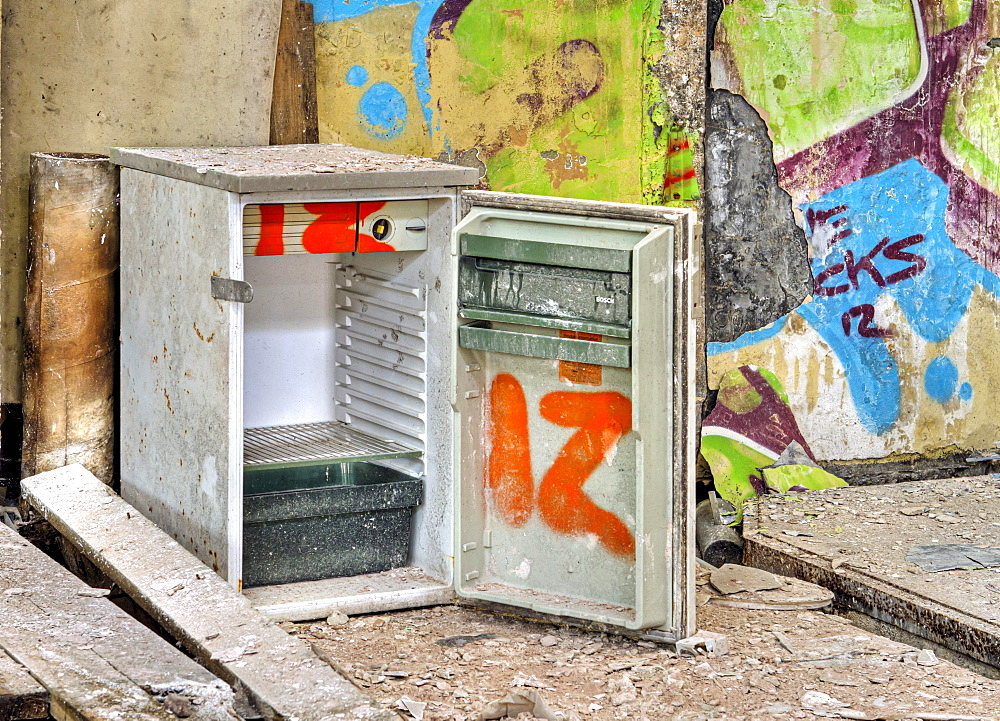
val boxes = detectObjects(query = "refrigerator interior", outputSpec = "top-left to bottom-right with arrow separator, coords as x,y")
238,199 -> 455,611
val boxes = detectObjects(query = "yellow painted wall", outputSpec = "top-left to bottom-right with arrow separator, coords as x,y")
310,0 -> 703,207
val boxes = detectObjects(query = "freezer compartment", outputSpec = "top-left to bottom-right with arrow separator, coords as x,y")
458,321 -> 631,368
242,200 -> 429,255
243,461 -> 422,588
458,256 -> 631,327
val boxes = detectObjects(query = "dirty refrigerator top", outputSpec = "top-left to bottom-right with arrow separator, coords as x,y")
110,144 -> 480,194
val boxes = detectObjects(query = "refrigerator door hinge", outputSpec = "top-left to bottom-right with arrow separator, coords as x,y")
211,276 -> 254,303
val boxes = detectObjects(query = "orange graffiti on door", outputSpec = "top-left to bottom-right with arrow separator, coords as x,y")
486,373 -> 635,559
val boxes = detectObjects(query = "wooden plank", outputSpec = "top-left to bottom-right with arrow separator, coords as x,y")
270,0 -> 319,145
0,649 -> 47,721
0,523 -> 237,721
22,464 -> 400,721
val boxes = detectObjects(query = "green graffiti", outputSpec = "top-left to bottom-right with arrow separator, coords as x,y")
451,0 -> 658,202
942,53 -> 1000,193
942,0 -> 973,30
718,0 -> 921,160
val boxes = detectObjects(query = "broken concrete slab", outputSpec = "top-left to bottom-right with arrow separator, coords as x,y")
21,464 -> 399,721
906,544 -> 1000,572
675,630 -> 730,657
710,563 -> 783,595
743,476 -> 1000,670
709,575 -> 834,611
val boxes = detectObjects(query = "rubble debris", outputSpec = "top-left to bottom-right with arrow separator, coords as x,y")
326,611 -> 349,627
917,649 -> 940,666
709,564 -> 782,595
435,634 -> 497,648
965,440 -> 1000,463
476,688 -> 558,720
700,366 -> 846,519
710,575 -> 833,611
303,603 -> 1000,719
801,690 -> 849,711
675,630 -> 730,657
906,544 -> 1000,572
397,696 -> 427,720
744,477 -> 1000,672
699,562 -> 833,610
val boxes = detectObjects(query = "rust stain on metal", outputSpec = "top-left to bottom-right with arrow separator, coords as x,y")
192,322 -> 216,343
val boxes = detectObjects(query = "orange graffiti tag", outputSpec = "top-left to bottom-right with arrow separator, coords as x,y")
301,202 -> 357,254
487,374 -> 534,527
538,391 -> 635,558
255,204 -> 286,255
485,374 -> 635,559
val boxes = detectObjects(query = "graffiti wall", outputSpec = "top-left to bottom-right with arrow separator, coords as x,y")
310,0 -> 700,205
710,0 -> 1000,462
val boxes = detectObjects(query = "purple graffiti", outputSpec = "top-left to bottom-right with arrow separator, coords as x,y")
777,0 -> 999,272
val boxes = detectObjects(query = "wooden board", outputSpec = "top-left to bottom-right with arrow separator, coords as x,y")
0,522 -> 236,721
743,476 -> 1000,670
0,650 -> 47,721
21,464 -> 400,721
270,0 -> 319,145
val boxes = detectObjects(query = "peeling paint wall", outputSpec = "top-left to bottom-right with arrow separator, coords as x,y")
312,0 -> 705,206
708,0 -> 1000,465
704,89 -> 812,343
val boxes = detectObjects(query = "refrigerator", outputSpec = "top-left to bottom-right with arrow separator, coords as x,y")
114,144 -> 697,639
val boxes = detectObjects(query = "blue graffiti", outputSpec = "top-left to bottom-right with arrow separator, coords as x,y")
358,82 -> 409,139
710,158 -> 1000,434
706,317 -> 788,356
924,356 -> 958,404
346,65 -> 369,87
314,0 -> 444,133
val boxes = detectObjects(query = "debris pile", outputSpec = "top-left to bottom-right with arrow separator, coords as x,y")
697,563 -> 834,611
294,603 -> 1000,720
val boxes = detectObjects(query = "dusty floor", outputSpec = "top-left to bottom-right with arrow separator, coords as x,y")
291,602 -> 1000,720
